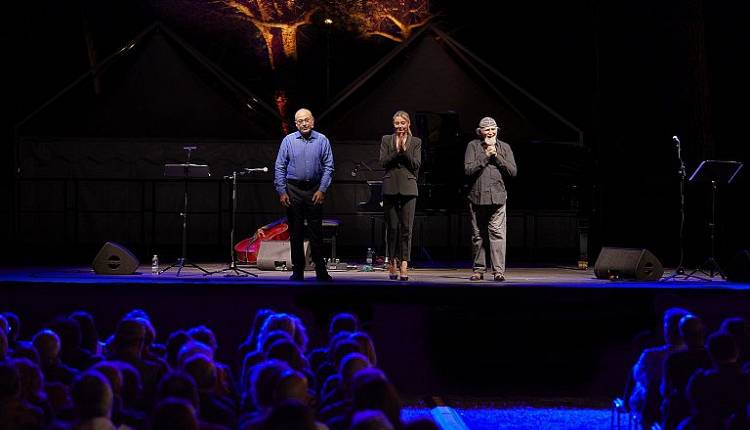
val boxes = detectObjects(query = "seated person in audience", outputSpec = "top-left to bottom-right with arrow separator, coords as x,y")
350,333 -> 377,369
316,332 -> 358,395
48,370 -> 116,430
157,371 -> 229,430
679,331 -> 750,429
720,317 -> 750,365
266,339 -> 314,387
241,359 -> 290,423
243,399 -> 322,430
69,311 -> 101,356
661,315 -> 712,430
320,353 -> 373,425
32,329 -> 79,386
46,316 -> 99,371
330,314 -> 360,338
350,409 -> 394,430
106,318 -> 167,406
240,350 -> 267,397
3,312 -> 31,354
152,397 -> 200,430
92,361 -> 146,430
237,309 -> 275,370
189,325 -> 237,399
725,401 -> 750,430
0,361 -> 45,430
178,341 -> 216,369
256,313 -> 309,354
166,330 -> 193,370
183,354 -> 237,429
114,361 -> 143,414
307,313 -> 360,383
0,329 -> 8,362
136,317 -> 169,368
629,307 -> 689,427
12,358 -> 53,427
320,342 -> 366,405
337,368 -> 402,430
241,369 -> 325,430
0,314 -> 9,340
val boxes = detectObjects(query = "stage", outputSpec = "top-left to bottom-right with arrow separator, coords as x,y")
1,264 -> 746,289
2,264 -> 749,398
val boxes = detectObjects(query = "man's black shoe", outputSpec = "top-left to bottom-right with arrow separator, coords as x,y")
315,272 -> 333,281
289,272 -> 304,281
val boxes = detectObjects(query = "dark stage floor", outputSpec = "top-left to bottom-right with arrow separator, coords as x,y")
1,264 -> 747,290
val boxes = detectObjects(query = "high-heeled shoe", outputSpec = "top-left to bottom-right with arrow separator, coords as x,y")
388,261 -> 399,280
399,262 -> 409,281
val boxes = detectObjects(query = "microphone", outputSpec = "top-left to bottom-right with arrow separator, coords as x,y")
350,163 -> 360,177
245,167 -> 269,172
672,136 -> 680,145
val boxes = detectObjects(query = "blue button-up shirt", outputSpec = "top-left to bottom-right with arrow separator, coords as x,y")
274,130 -> 334,195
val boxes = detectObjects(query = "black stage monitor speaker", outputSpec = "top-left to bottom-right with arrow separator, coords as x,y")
256,240 -> 311,271
594,247 -> 664,281
727,249 -> 750,282
92,242 -> 140,275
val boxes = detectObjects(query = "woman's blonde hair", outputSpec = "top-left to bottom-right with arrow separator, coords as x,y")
393,110 -> 412,135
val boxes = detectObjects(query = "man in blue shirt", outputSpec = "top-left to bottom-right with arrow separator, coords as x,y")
274,108 -> 334,281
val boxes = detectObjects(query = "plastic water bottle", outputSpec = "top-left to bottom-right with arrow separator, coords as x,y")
151,254 -> 159,275
363,248 -> 374,272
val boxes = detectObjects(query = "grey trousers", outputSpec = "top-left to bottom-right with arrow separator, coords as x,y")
469,202 -> 507,275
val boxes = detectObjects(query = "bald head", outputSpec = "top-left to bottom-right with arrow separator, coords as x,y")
294,109 -> 315,136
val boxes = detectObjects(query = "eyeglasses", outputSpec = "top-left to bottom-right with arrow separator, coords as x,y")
295,117 -> 312,125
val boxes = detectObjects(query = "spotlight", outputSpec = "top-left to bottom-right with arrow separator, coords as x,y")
324,18 -> 333,25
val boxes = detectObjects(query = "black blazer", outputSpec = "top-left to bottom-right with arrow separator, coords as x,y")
379,134 -> 422,196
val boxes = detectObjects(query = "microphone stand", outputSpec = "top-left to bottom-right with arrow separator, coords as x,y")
663,137 -> 705,281
208,168 -> 265,277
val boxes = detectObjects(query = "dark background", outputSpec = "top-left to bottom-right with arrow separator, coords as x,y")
4,0 -> 749,267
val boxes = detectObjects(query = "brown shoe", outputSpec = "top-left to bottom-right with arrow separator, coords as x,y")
469,272 -> 484,281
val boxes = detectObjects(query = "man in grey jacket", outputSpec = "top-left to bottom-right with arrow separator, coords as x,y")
464,117 -> 518,281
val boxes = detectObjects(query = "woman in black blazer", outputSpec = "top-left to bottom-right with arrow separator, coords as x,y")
379,111 -> 422,280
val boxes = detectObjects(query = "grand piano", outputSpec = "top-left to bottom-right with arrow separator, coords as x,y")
357,180 -> 383,213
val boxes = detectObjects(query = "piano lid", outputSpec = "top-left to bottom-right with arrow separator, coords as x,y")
357,180 -> 383,212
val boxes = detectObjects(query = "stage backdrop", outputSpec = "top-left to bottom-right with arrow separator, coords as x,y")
13,23 -> 588,264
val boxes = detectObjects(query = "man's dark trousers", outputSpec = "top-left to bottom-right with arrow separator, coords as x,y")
286,180 -> 325,275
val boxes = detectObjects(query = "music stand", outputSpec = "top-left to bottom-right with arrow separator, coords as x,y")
209,169 -> 262,277
687,160 -> 743,279
160,152 -> 212,276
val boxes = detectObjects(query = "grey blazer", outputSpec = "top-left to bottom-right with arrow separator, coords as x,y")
379,135 -> 422,196
464,139 -> 517,205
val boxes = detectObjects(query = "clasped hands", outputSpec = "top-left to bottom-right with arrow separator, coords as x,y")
484,138 -> 498,158
395,138 -> 407,153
